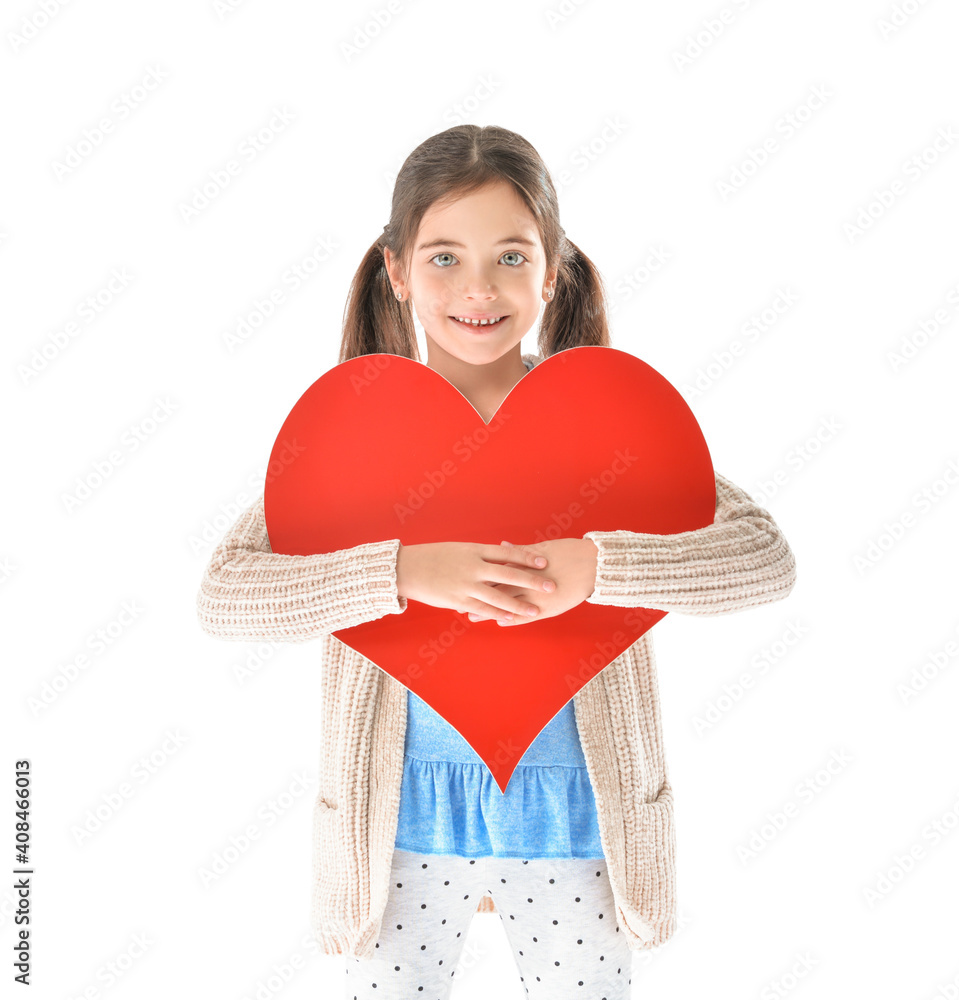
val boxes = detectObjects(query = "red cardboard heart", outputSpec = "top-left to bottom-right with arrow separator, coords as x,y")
264,346 -> 714,792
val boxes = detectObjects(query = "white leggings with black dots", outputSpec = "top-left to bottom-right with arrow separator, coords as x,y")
344,848 -> 634,1000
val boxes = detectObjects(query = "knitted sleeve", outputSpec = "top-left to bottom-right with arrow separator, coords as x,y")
195,494 -> 407,642
582,471 -> 796,615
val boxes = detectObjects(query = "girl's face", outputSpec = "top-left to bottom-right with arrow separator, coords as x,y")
388,180 -> 557,367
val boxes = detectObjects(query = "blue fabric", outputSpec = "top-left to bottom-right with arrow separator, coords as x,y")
394,689 -> 605,859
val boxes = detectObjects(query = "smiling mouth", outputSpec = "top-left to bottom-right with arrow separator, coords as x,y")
449,315 -> 509,328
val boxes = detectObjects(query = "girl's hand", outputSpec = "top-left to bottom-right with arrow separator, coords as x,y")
395,540 -> 557,624
466,538 -> 598,626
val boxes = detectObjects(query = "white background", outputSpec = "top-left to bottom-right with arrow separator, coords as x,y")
4,1 -> 959,998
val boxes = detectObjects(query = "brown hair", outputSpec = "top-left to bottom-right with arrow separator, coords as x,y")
338,124 -> 611,364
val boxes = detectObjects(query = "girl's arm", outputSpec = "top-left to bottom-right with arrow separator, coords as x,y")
582,471 -> 796,615
195,494 -> 407,642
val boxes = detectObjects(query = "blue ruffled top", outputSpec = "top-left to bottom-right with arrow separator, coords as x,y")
394,689 -> 605,859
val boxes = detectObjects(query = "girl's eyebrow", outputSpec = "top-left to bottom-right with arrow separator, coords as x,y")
416,236 -> 537,251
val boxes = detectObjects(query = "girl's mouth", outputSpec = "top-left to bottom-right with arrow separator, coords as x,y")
449,315 -> 509,331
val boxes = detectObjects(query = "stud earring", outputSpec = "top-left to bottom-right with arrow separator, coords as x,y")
395,290 -> 403,300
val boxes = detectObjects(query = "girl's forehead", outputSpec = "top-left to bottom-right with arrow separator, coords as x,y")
415,200 -> 542,245
421,182 -> 530,219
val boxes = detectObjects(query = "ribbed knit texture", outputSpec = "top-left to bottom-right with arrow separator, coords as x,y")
195,351 -> 797,958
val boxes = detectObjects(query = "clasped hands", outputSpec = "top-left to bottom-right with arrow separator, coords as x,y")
467,537 -> 599,627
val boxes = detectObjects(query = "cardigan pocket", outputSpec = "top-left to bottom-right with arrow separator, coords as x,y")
622,782 -> 677,948
311,792 -> 346,921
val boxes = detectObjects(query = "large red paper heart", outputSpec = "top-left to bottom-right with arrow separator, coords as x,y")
264,347 -> 714,792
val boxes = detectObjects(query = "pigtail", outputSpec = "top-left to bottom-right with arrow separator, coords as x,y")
539,237 -> 611,357
339,235 -> 420,364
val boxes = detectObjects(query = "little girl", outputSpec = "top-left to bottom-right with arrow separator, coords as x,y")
196,124 -> 797,1000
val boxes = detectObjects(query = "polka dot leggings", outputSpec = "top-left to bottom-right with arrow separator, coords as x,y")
345,848 -> 634,999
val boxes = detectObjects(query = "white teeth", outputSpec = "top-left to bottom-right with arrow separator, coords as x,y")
453,315 -> 505,326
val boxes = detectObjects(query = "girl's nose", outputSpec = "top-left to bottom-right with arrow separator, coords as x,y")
457,272 -> 496,297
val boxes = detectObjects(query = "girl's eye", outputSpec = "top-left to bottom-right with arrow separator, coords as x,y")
427,251 -> 529,268
500,251 -> 527,266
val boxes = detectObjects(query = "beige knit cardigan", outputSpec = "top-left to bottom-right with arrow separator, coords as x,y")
195,352 -> 797,960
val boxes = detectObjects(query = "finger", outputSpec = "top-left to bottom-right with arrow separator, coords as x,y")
467,582 -> 532,622
467,610 -> 512,623
501,540 -> 548,568
468,585 -> 539,622
492,543 -> 553,595
497,542 -> 554,593
479,552 -> 553,595
484,541 -> 547,569
497,613 -> 539,627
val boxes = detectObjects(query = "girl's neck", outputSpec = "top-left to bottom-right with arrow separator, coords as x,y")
426,347 -> 530,425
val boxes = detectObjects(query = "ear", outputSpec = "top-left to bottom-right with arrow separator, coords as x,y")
383,246 -> 407,296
